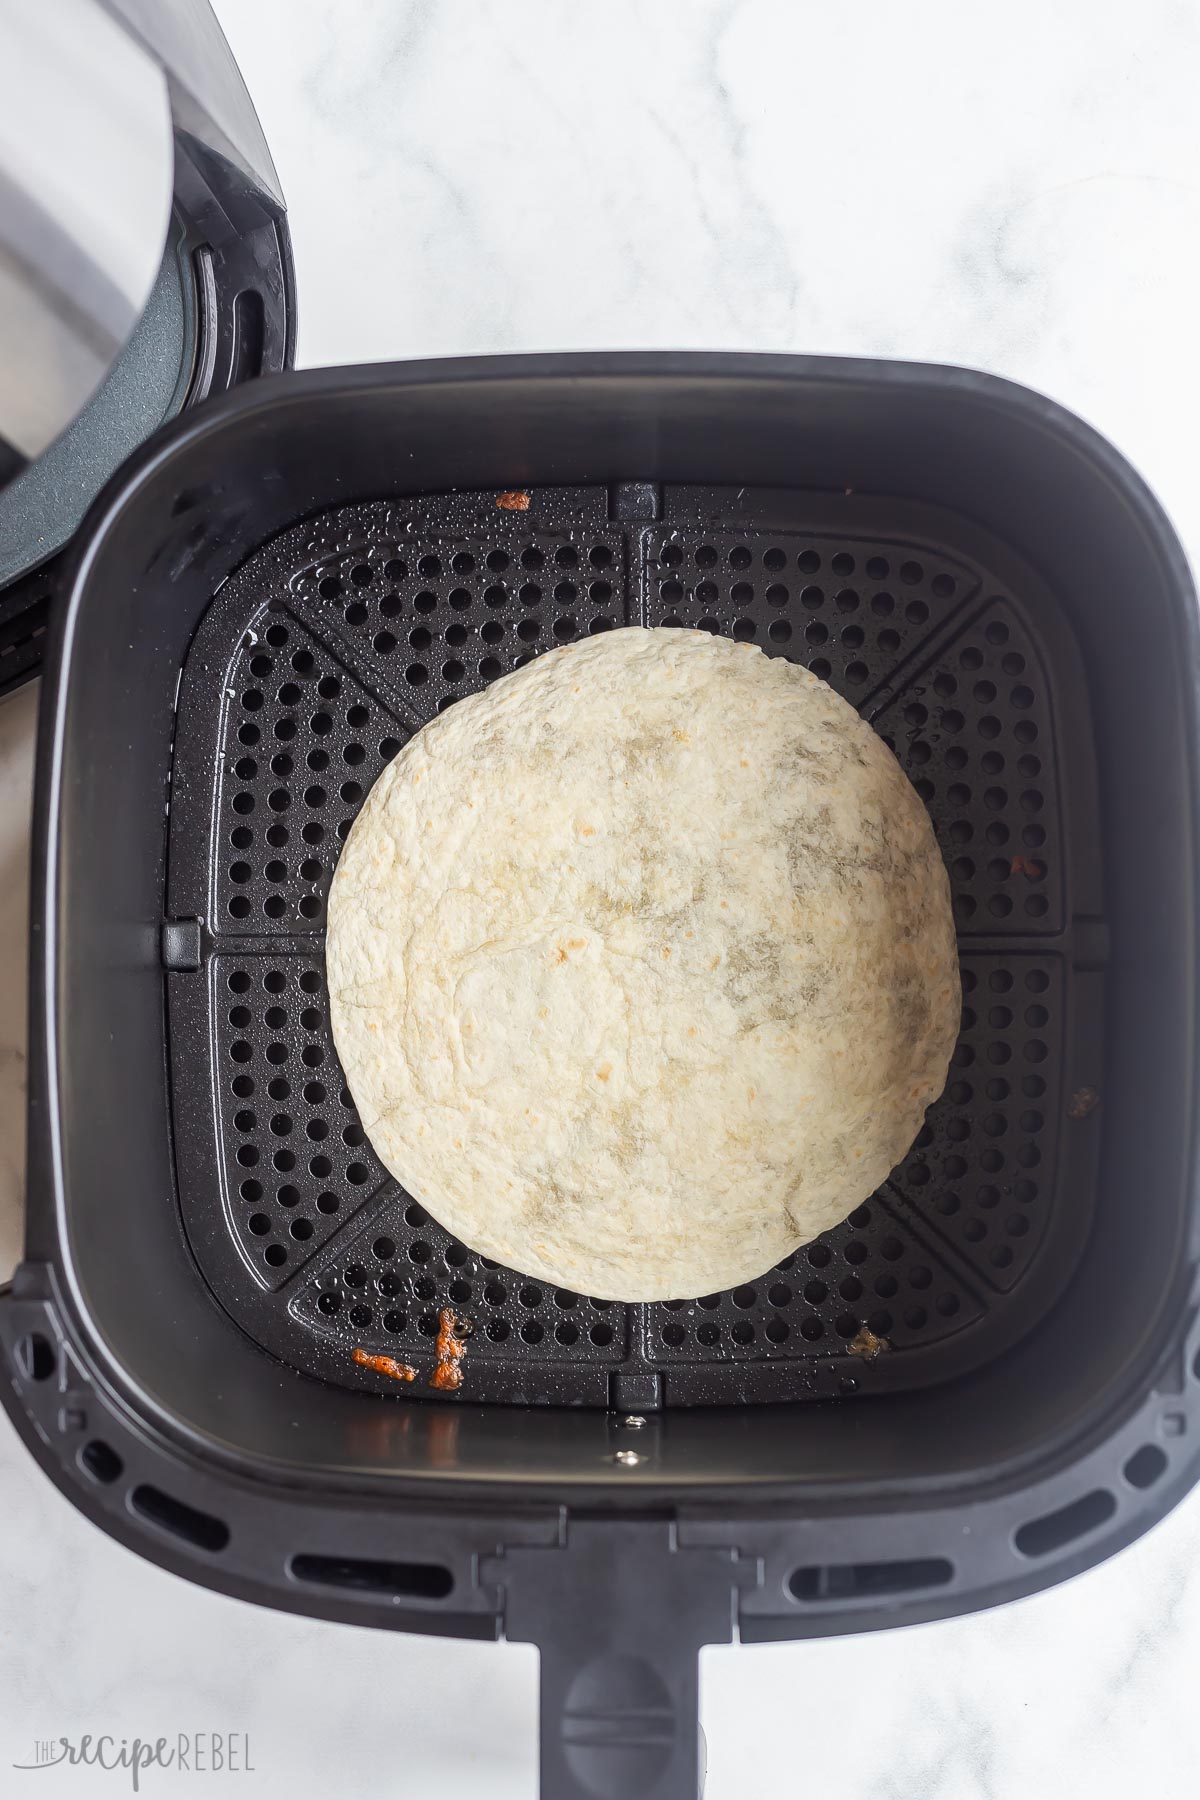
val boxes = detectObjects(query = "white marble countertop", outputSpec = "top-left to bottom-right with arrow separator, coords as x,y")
5,2 -> 1200,1793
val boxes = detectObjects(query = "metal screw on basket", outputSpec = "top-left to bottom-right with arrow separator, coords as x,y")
614,1449 -> 643,1467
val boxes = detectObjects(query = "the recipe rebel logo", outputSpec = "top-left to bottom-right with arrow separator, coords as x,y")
13,1734 -> 255,1790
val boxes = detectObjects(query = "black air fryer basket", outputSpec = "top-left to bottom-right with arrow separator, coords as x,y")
3,354 -> 1200,1800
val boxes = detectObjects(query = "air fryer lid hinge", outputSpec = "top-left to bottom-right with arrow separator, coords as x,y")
484,1516 -> 759,1800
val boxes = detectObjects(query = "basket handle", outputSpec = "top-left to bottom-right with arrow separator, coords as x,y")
487,1517 -> 750,1799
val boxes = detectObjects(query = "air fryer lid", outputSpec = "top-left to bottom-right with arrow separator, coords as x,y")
0,0 -> 294,690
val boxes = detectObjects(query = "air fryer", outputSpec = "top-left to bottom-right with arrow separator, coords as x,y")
0,22 -> 1198,1800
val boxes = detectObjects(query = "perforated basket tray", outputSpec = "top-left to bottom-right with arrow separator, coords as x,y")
165,478 -> 1105,1408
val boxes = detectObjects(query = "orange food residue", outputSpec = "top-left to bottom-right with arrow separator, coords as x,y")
353,1348 -> 416,1383
496,490 -> 531,511
848,1326 -> 889,1363
429,1308 -> 469,1391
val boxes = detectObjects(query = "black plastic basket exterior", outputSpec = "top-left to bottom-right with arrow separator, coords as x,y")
3,356 -> 1199,1800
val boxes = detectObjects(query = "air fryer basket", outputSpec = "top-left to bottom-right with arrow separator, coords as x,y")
3,356 -> 1199,1800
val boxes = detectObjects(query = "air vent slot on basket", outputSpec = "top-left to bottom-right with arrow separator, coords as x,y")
130,1484 -> 230,1553
79,1440 -> 124,1485
290,1553 -> 453,1600
789,1556 -> 954,1602
1014,1488 -> 1116,1558
16,1332 -> 56,1382
1123,1445 -> 1168,1490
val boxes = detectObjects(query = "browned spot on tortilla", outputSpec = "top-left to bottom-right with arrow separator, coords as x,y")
556,946 -> 569,963
353,1348 -> 416,1383
496,490 -> 531,511
568,937 -> 587,950
661,945 -> 671,958
596,1064 -> 612,1082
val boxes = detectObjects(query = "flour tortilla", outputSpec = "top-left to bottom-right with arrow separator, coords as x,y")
327,627 -> 959,1301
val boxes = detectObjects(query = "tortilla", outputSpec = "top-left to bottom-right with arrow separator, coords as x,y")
326,627 -> 959,1301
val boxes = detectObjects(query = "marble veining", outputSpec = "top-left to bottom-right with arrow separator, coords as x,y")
4,2 -> 1200,1793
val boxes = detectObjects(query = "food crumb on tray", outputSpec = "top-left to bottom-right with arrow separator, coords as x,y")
848,1325 -> 890,1363
352,1348 -> 417,1383
495,490 -> 531,511
1067,1086 -> 1100,1120
351,1312 -> 470,1392
429,1308 -> 469,1391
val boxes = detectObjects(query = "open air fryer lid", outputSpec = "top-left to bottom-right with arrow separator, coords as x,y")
0,0 -> 295,694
